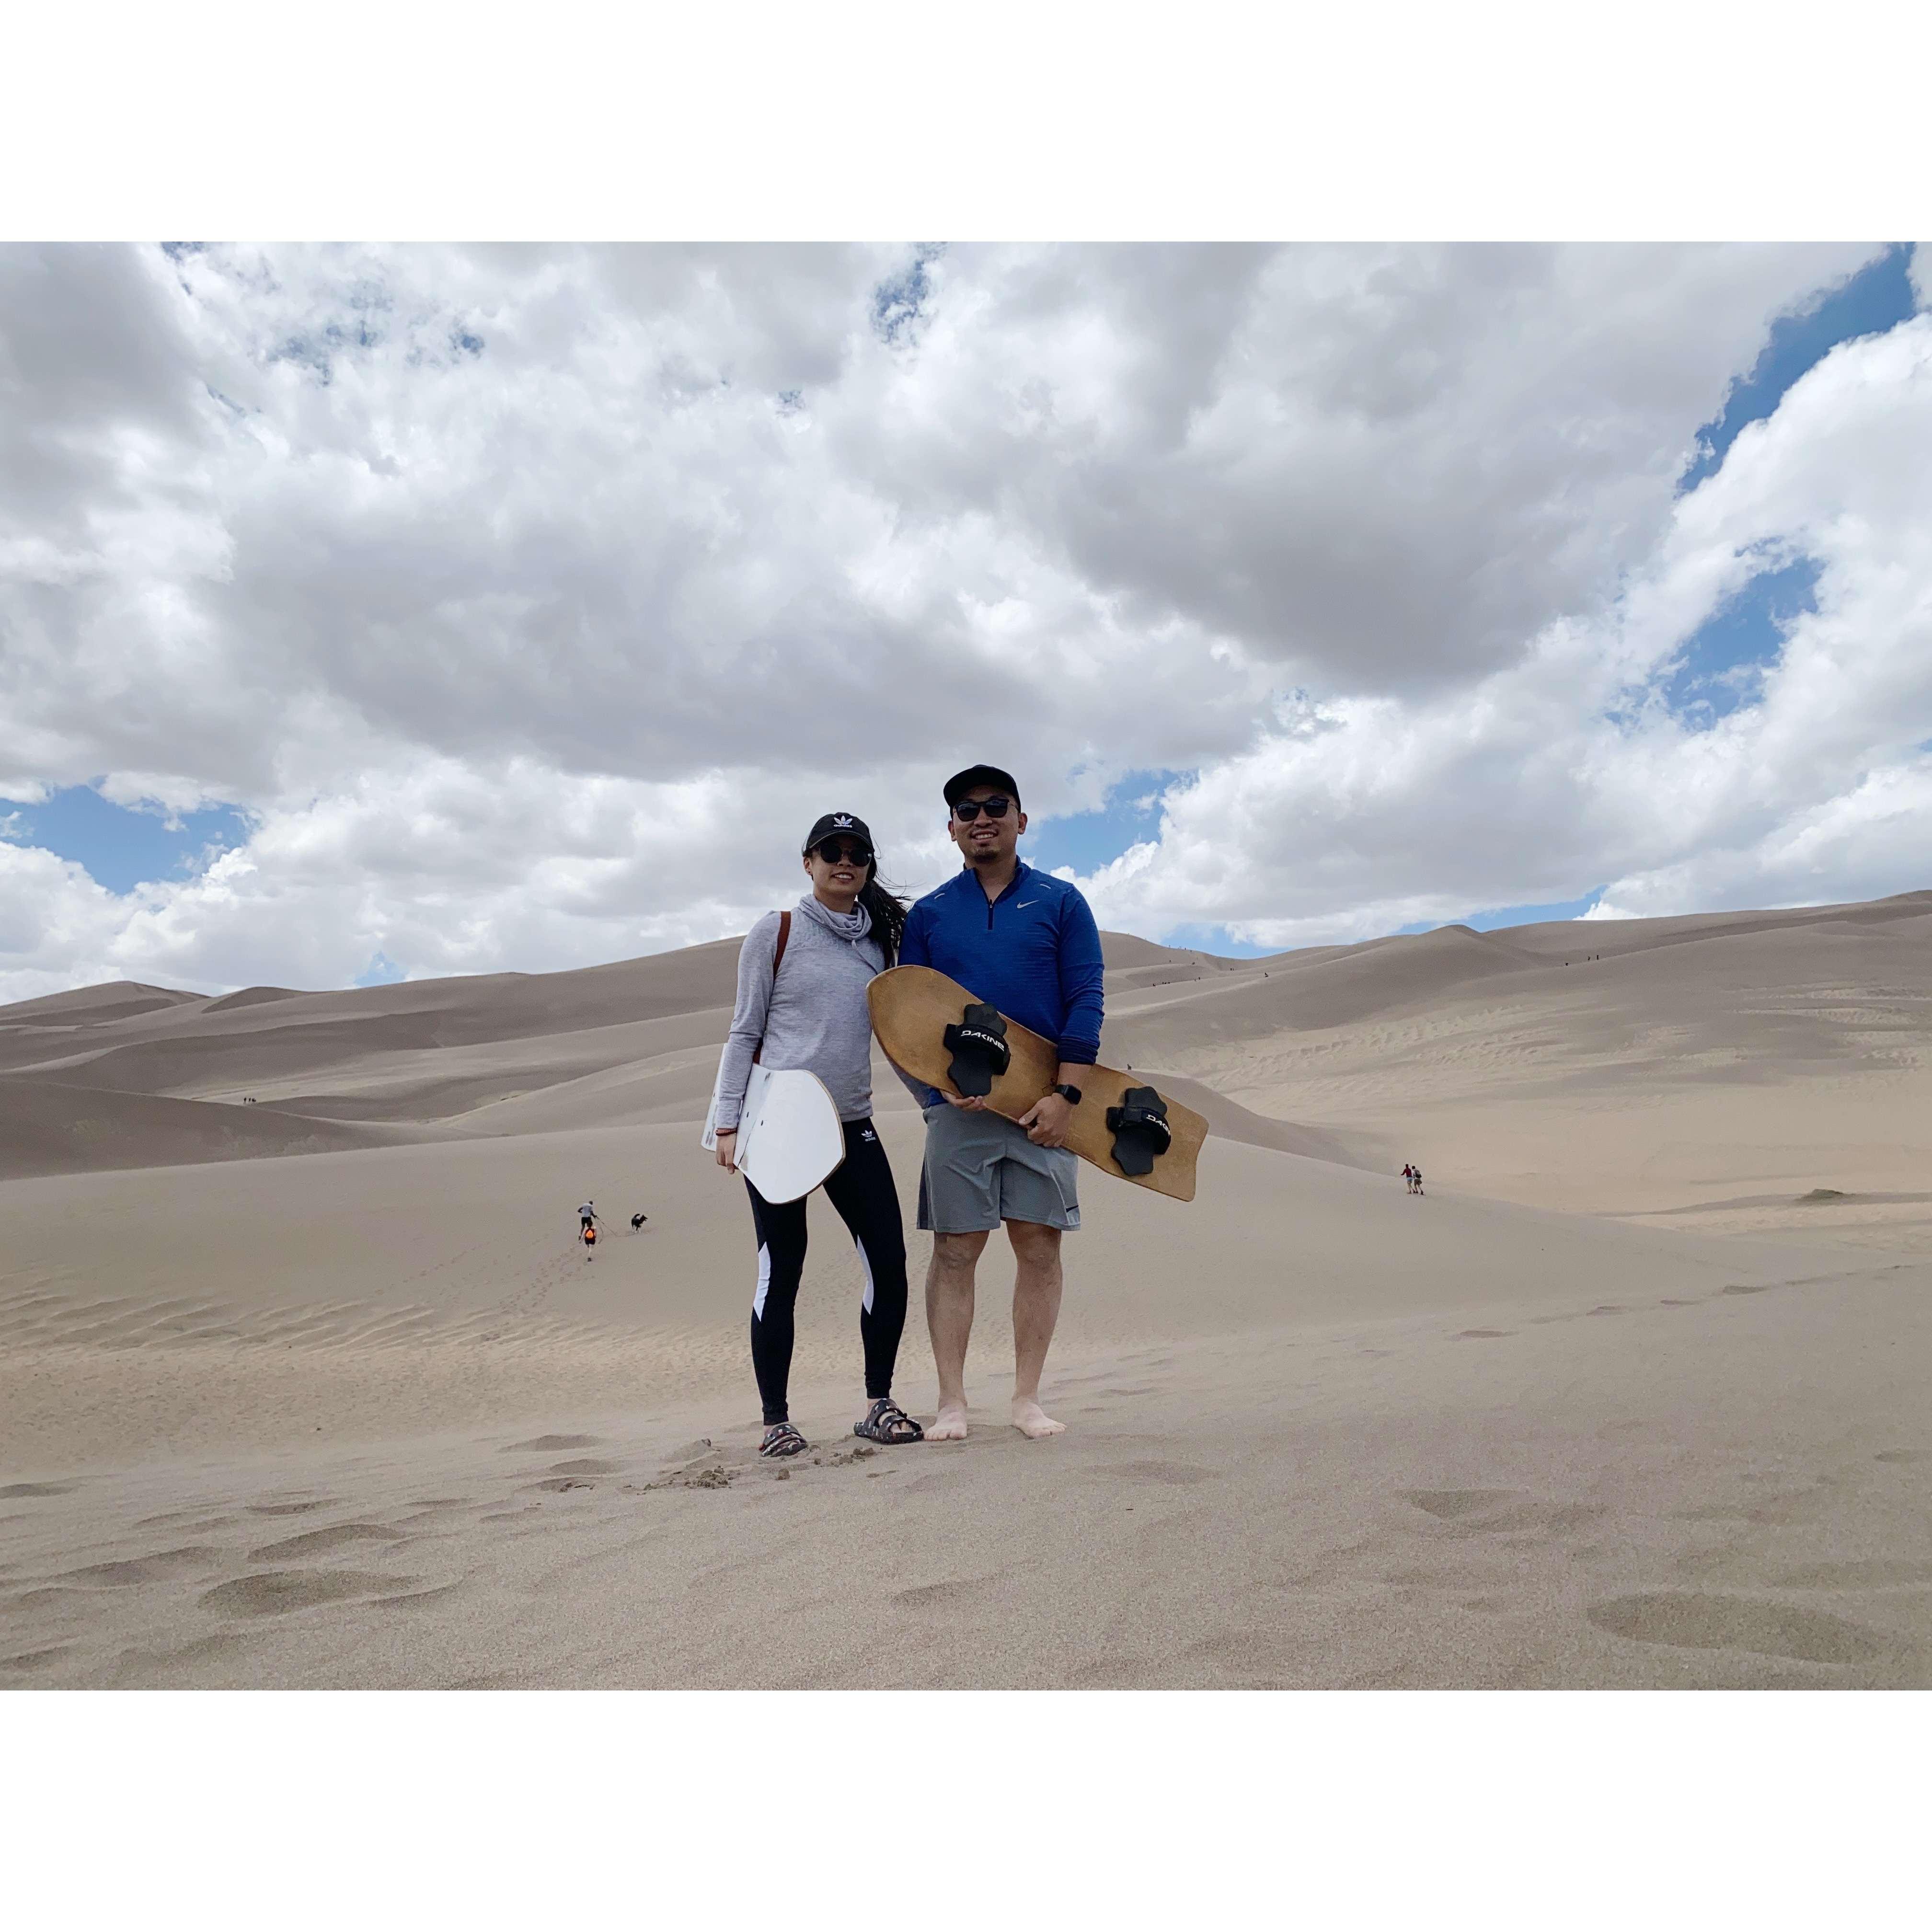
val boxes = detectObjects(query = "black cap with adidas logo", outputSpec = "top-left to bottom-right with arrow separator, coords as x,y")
802,811 -> 874,855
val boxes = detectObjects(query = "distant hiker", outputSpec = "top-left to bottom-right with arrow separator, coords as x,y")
1401,1163 -> 1415,1193
896,764 -> 1104,1442
630,1211 -> 649,1232
713,812 -> 922,1459
578,1199 -> 597,1232
1412,1166 -> 1425,1197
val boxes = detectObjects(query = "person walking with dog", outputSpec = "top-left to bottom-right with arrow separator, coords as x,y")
897,764 -> 1105,1441
713,813 -> 923,1458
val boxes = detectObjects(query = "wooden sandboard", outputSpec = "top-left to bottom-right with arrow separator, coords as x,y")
867,965 -> 1206,1202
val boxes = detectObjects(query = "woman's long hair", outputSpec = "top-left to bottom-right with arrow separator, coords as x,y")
858,864 -> 908,967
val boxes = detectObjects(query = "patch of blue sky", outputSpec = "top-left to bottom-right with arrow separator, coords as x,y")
1159,924 -> 1279,959
1658,556 -> 1819,729
1026,768 -> 1186,876
355,953 -> 406,988
0,785 -> 249,895
872,244 -> 945,345
1681,245 -> 1917,492
1396,888 -> 1606,937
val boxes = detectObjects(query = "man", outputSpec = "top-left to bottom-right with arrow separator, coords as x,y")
897,764 -> 1104,1440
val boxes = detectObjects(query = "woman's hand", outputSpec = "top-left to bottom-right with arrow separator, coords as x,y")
714,1130 -> 738,1172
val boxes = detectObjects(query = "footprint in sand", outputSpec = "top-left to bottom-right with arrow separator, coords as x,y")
507,1434 -> 604,1452
894,1573 -> 1001,1610
1406,1489 -> 1519,1520
0,1482 -> 77,1499
59,1547 -> 223,1587
13,1586 -> 97,1610
201,1570 -> 415,1618
1769,1559 -> 1932,1589
247,1523 -> 408,1563
1586,1591 -> 1881,1665
112,1633 -> 258,1684
549,1459 -> 620,1476
246,1497 -> 341,1517
2,1645 -> 72,1673
1874,1449 -> 1926,1464
1457,1329 -> 1511,1340
1405,1490 -> 1603,1536
373,1579 -> 469,1610
1112,1460 -> 1218,1486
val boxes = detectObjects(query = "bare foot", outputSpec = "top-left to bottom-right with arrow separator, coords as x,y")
927,1402 -> 969,1441
1011,1399 -> 1065,1439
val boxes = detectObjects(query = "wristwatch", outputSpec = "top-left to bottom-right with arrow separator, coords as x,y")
1051,1082 -> 1083,1105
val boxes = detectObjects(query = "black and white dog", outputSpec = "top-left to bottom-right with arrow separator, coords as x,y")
630,1211 -> 649,1231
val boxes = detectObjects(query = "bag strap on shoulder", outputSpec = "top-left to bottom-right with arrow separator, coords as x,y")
750,910 -> 792,1069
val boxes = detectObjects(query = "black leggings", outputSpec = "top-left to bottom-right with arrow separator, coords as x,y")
747,1118 -> 908,1426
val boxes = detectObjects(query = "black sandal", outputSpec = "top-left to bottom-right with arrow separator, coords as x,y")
854,1398 -> 924,1445
759,1422 -> 809,1458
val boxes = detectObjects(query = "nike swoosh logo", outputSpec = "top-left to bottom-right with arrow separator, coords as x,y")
1017,899 -> 1040,908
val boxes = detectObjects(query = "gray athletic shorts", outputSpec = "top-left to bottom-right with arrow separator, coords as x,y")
917,1102 -> 1081,1233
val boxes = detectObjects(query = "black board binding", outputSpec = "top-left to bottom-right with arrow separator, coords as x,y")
942,1002 -> 1012,1097
1105,1086 -> 1173,1175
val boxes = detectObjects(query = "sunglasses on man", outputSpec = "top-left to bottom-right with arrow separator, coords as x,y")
812,839 -> 874,867
952,795 -> 1012,822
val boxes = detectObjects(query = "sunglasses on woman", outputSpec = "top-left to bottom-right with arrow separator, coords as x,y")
812,839 -> 874,867
952,795 -> 1012,822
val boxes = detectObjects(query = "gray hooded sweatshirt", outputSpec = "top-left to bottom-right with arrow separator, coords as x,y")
712,896 -> 885,1131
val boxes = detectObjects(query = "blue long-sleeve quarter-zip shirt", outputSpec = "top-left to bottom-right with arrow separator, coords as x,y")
897,861 -> 1105,1105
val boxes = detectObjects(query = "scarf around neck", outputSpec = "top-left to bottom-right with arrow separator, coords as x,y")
795,893 -> 873,945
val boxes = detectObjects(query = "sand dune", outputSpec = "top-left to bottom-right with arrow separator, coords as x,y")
2,893 -> 1928,1688
0,1078 -> 414,1179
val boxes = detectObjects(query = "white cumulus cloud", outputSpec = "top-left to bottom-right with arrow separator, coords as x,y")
2,240 -> 1925,1000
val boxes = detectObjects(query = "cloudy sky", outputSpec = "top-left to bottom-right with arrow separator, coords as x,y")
2,240 -> 1929,1000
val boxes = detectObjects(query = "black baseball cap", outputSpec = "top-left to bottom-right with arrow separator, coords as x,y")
943,764 -> 1022,809
803,811 -> 874,854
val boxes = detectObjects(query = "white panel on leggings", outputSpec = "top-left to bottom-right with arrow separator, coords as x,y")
854,1236 -> 875,1315
753,1242 -> 772,1320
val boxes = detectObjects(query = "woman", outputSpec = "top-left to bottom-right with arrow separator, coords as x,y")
713,812 -> 924,1458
